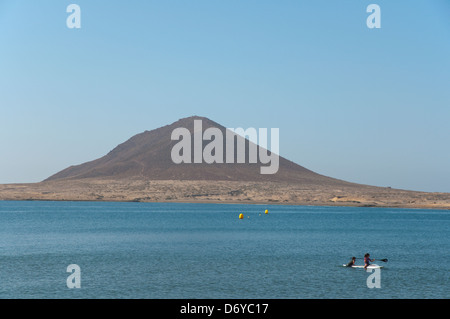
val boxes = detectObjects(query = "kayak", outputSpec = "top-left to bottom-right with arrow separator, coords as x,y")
343,264 -> 383,269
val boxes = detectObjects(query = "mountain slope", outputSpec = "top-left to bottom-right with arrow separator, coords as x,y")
45,116 -> 355,186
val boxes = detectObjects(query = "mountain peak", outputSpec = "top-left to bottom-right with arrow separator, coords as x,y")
44,116 -> 350,186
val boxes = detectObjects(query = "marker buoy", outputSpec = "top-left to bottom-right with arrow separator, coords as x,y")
265,209 -> 269,214
239,213 -> 244,219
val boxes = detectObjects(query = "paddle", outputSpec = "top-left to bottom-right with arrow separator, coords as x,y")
355,258 -> 388,262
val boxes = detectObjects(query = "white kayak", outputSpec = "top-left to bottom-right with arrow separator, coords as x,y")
343,264 -> 383,269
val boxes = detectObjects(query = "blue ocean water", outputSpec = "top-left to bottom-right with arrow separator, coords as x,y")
0,201 -> 448,299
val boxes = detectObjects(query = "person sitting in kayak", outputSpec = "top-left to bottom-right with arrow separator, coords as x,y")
364,253 -> 375,269
346,257 -> 356,267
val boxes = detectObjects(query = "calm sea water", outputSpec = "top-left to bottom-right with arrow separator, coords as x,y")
0,201 -> 448,299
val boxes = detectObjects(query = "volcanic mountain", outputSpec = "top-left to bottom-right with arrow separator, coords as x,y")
2,116 -> 449,208
45,116 -> 351,186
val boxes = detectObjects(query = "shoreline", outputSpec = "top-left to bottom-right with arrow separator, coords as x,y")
1,179 -> 450,210
1,195 -> 449,211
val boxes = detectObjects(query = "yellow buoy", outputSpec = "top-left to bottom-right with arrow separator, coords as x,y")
265,209 -> 269,214
239,213 -> 244,219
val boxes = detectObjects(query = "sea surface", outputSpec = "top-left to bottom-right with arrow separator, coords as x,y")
0,201 -> 448,299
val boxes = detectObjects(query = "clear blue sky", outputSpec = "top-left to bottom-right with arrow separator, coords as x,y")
1,0 -> 449,192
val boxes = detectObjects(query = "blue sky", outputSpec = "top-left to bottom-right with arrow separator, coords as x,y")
1,0 -> 449,192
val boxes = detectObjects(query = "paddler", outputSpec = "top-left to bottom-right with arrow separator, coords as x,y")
346,256 -> 356,267
364,253 -> 375,269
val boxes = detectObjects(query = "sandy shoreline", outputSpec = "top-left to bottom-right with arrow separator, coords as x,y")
1,179 -> 449,210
